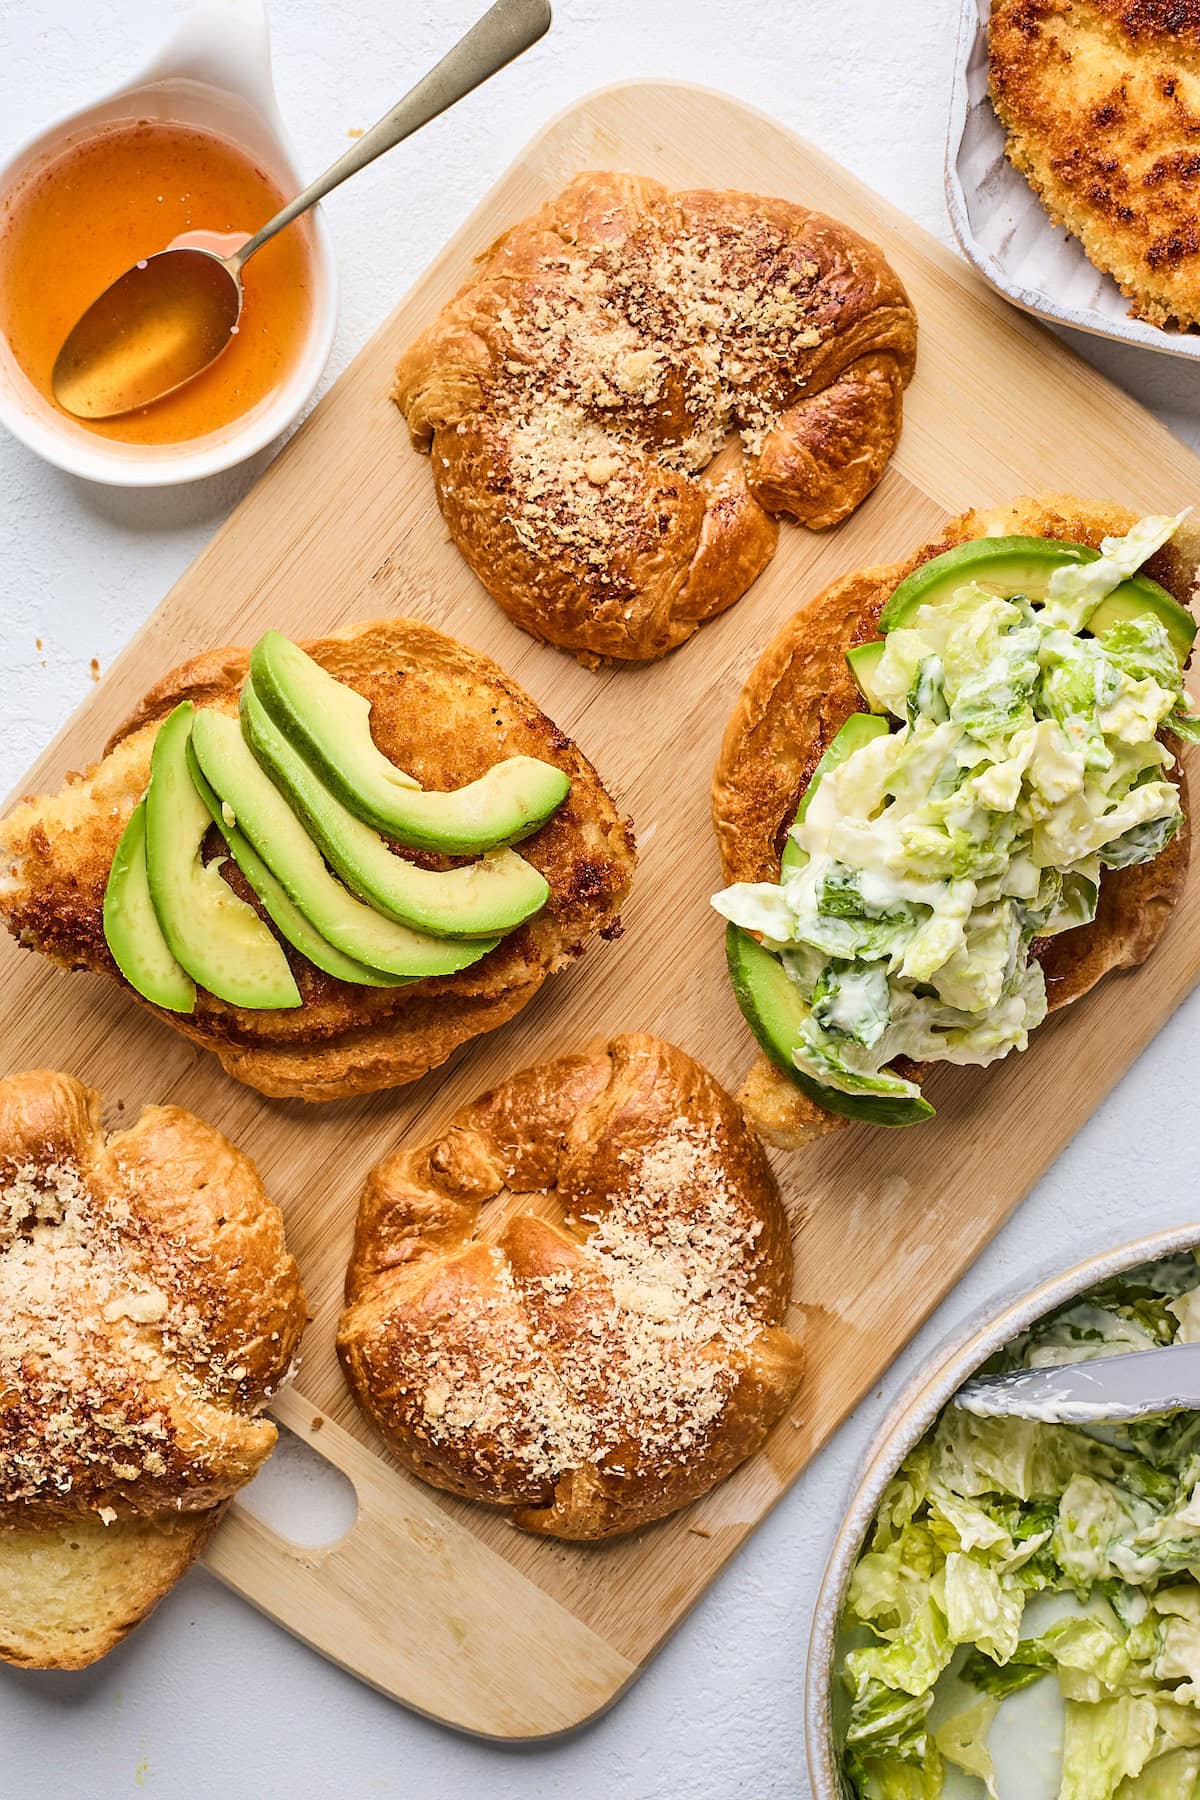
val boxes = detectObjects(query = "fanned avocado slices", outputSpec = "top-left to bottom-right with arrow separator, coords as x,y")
250,632 -> 570,852
103,798 -> 196,1013
103,628 -> 563,1011
143,703 -> 301,1010
239,682 -> 551,939
186,740 -> 410,989
188,708 -> 499,978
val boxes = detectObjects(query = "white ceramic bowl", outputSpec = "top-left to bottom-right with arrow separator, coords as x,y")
804,1221 -> 1200,1799
0,0 -> 338,486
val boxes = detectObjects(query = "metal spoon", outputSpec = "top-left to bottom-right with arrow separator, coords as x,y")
953,1342 -> 1200,1425
51,0 -> 551,421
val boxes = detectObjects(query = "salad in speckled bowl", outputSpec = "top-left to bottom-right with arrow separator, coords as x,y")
807,1232 -> 1200,1800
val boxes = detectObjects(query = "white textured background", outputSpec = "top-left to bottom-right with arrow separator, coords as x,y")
3,2 -> 1200,1796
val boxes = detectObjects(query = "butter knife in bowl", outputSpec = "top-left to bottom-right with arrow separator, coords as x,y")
954,1343 -> 1200,1424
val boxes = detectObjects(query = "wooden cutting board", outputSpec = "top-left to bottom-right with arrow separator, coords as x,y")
5,82 -> 1200,1738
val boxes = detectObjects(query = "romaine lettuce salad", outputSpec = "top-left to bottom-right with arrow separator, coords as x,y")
714,517 -> 1199,1111
836,1253 -> 1200,1800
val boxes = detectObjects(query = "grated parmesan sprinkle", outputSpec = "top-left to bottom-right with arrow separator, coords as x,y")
0,1151 -> 259,1513
470,206 -> 827,582
403,1121 -> 774,1487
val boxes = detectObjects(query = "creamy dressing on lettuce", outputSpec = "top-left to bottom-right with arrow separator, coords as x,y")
837,1254 -> 1200,1799
713,517 -> 1195,1103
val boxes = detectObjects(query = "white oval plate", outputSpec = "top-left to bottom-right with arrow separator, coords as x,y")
945,0 -> 1200,362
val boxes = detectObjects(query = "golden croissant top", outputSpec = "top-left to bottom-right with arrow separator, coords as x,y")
394,171 -> 917,663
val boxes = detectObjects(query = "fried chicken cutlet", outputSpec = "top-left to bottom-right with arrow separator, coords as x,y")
0,621 -> 635,1102
990,0 -> 1200,328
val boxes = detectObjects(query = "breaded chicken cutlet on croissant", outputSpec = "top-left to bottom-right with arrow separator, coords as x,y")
714,496 -> 1195,1148
0,622 -> 635,1102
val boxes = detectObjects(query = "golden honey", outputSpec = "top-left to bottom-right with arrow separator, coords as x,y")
0,119 -> 315,445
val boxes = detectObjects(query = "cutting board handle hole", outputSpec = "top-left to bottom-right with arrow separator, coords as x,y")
237,1422 -> 359,1549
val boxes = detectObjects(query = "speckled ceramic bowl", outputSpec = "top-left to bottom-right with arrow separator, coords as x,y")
804,1222 -> 1200,1799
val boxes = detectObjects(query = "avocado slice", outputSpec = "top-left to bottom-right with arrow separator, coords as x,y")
250,632 -> 571,853
240,683 -> 550,939
727,924 -> 934,1128
878,536 -> 1196,666
1088,585 -> 1195,658
779,711 -> 891,879
144,703 -> 301,1010
845,641 -> 887,712
103,798 -> 196,1013
189,707 -> 498,978
187,740 -> 410,989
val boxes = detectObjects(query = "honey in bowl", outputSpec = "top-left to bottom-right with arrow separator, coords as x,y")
0,119 -> 314,446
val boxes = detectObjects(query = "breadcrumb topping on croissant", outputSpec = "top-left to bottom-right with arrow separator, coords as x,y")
339,1034 -> 804,1540
0,1069 -> 305,1523
394,171 -> 917,664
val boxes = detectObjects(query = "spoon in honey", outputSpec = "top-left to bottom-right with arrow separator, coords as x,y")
52,0 -> 551,421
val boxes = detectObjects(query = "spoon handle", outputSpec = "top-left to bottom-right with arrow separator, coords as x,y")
231,0 -> 552,271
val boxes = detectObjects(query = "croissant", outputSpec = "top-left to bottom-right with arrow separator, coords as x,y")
394,171 -> 917,664
712,495 -> 1193,1147
338,1034 -> 804,1541
0,620 -> 635,1102
0,1069 -> 306,1667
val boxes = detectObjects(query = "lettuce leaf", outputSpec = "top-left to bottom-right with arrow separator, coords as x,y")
1098,618 -> 1181,691
933,1697 -> 999,1798
844,1753 -> 944,1800
1041,514 -> 1187,634
961,1636 -> 1056,1698
943,1552 -> 1024,1662
1059,1695 -> 1159,1800
1167,702 -> 1200,745
1115,1747 -> 1200,1798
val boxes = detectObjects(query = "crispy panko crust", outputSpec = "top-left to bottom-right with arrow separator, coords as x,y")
394,171 -> 916,665
0,622 -> 635,1102
990,0 -> 1200,327
713,495 -> 1195,1147
338,1035 -> 804,1541
0,1069 -> 305,1666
